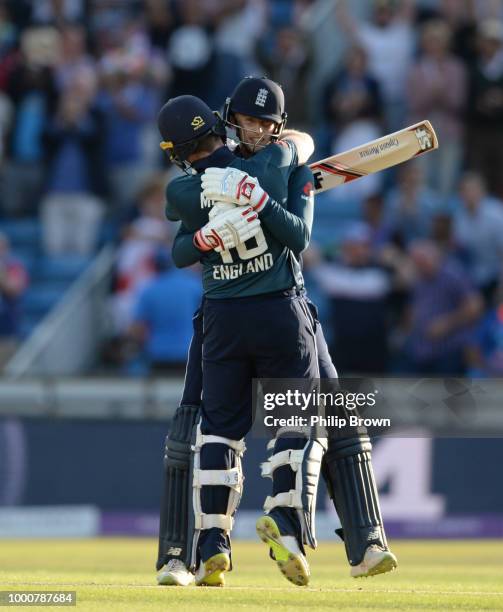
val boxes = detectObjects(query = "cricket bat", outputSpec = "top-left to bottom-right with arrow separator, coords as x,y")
309,120 -> 438,194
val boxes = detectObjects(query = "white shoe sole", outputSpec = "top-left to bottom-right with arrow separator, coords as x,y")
256,515 -> 310,587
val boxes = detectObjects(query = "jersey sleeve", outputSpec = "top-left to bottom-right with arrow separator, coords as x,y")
165,182 -> 181,222
253,139 -> 298,182
259,165 -> 314,255
171,223 -> 201,268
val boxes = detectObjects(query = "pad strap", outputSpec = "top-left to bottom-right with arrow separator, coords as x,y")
195,513 -> 234,531
193,430 -> 246,455
193,467 -> 243,489
261,449 -> 305,478
264,490 -> 302,511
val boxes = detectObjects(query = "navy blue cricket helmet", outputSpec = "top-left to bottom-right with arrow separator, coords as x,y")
223,76 -> 287,137
158,95 -> 226,170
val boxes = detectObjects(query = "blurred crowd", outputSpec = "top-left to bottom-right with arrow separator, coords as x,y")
0,0 -> 502,376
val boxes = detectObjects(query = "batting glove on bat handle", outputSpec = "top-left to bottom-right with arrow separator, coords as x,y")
201,167 -> 269,212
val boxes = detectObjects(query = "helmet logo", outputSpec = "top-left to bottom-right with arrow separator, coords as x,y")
191,116 -> 206,130
255,88 -> 269,107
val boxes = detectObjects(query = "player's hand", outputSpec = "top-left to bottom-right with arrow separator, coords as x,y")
201,167 -> 269,212
193,210 -> 237,252
193,206 -> 261,252
225,206 -> 262,244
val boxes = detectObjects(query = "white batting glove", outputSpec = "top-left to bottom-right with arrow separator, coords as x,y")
194,206 -> 261,252
226,206 -> 262,244
201,167 -> 269,212
193,210 -> 238,252
208,201 -> 236,220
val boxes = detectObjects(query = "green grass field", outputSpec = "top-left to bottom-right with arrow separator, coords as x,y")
1,539 -> 502,611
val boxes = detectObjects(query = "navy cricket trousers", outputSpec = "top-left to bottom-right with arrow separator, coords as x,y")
201,290 -> 320,439
180,295 -> 337,409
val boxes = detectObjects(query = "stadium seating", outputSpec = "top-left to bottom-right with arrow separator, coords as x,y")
0,219 -> 92,340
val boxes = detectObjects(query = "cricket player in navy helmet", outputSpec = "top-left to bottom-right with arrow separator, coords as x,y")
157,90 -> 322,588
156,78 -> 396,587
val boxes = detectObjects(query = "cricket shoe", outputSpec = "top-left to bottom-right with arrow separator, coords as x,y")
157,559 -> 195,586
195,552 -> 230,587
350,545 -> 398,578
256,515 -> 310,587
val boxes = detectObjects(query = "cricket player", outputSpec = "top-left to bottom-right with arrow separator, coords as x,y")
157,78 -> 397,587
157,87 -> 324,587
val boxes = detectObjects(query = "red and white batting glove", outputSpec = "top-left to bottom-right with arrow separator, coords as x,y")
201,167 -> 269,212
194,206 -> 261,252
193,212 -> 236,252
225,206 -> 261,244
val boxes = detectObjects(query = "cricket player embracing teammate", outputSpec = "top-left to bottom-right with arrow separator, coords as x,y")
156,78 -> 397,587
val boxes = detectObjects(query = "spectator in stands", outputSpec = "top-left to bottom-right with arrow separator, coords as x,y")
90,0 -> 139,41
144,0 -> 174,50
362,193 -> 390,250
0,232 -> 28,365
255,25 -> 312,127
467,20 -> 503,198
96,47 -> 158,211
112,177 -> 171,333
466,19 -> 503,198
313,223 -> 392,374
40,77 -> 106,256
323,45 -> 382,133
408,19 -> 467,196
430,210 -> 474,278
436,0 -> 479,63
476,291 -> 503,375
336,0 -> 415,130
0,5 -> 18,95
119,171 -> 167,226
453,172 -> 503,304
400,240 -> 483,374
384,162 -> 441,246
211,0 -> 264,70
129,249 -> 201,374
322,44 -> 384,205
164,1 -> 247,111
0,92 -> 12,164
361,194 -> 415,332
1,27 -> 59,217
55,24 -> 96,94
30,0 -> 89,26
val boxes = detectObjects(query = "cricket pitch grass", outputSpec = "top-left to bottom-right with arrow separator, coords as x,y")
1,539 -> 502,611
